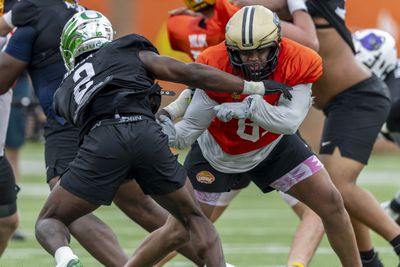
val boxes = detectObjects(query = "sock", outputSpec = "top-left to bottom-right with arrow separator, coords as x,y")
390,235 -> 400,255
55,246 -> 77,265
390,198 -> 400,213
360,249 -> 375,261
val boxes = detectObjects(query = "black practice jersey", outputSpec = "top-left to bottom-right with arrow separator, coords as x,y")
306,0 -> 355,53
11,0 -> 84,68
54,34 -> 161,128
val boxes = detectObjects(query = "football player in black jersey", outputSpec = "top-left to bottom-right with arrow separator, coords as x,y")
353,29 -> 400,231
305,2 -> 400,267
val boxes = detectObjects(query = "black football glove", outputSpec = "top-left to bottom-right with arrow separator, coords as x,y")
262,80 -> 293,101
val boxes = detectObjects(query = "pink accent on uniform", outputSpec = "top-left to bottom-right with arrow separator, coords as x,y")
270,155 -> 324,192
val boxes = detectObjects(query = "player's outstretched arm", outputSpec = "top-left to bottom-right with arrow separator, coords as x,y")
139,50 -> 268,95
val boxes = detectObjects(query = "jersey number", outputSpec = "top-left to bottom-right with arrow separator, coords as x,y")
236,119 -> 267,142
73,62 -> 95,104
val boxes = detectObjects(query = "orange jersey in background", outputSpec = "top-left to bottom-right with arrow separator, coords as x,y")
167,0 -> 239,60
196,38 -> 323,155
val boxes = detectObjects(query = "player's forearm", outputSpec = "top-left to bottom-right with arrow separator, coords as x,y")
281,12 -> 319,51
250,84 -> 312,134
172,90 -> 216,149
184,62 -> 245,93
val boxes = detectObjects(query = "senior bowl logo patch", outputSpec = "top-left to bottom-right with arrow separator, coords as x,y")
196,171 -> 216,184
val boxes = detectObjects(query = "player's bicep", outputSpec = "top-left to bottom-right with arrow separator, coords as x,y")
139,50 -> 187,82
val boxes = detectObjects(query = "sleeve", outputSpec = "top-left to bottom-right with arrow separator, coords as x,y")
195,50 -> 207,64
5,26 -> 36,62
172,89 -> 218,149
11,0 -> 37,26
167,15 -> 188,52
248,83 -> 313,134
213,0 -> 240,27
3,11 -> 13,28
285,44 -> 323,86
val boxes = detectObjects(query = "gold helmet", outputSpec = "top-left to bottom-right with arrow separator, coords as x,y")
183,0 -> 215,12
225,5 -> 281,81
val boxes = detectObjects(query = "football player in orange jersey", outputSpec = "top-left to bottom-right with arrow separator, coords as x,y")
162,1 -> 324,266
158,6 -> 361,267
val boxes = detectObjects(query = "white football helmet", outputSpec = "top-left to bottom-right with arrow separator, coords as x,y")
60,10 -> 114,70
353,29 -> 397,80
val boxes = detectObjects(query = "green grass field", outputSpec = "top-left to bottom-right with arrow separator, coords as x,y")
1,142 -> 399,266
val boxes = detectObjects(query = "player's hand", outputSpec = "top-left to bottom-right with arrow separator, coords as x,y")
157,115 -> 177,145
163,88 -> 194,120
262,80 -> 293,100
169,7 -> 202,17
213,97 -> 254,122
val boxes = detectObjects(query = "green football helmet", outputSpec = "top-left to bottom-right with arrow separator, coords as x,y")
60,10 -> 113,70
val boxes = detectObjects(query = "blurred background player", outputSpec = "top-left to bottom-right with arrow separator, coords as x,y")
352,28 -> 400,227
0,1 -> 132,266
5,72 -> 32,241
0,0 -> 20,257
299,1 -> 400,266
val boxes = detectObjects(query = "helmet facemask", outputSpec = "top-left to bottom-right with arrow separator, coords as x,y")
228,43 -> 279,81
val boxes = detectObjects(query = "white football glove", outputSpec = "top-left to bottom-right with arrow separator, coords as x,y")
157,115 -> 177,145
287,0 -> 308,15
213,96 -> 255,122
163,88 -> 194,120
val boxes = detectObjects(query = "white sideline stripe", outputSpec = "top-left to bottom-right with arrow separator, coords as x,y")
2,245 -> 396,259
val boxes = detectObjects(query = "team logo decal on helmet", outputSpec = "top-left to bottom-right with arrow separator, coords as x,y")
359,33 -> 383,51
183,0 -> 215,12
354,29 -> 398,80
225,5 -> 281,81
60,10 -> 114,70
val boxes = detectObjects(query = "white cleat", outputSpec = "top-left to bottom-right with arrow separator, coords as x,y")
381,201 -> 400,221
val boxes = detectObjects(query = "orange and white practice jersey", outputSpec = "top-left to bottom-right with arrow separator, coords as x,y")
171,38 -> 322,173
167,0 -> 239,60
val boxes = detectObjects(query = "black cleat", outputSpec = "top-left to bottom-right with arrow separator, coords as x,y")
361,252 -> 384,267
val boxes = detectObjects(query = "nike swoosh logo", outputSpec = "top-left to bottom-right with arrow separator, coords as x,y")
321,141 -> 331,147
335,7 -> 346,20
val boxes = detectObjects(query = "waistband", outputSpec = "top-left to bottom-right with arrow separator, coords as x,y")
90,114 -> 150,132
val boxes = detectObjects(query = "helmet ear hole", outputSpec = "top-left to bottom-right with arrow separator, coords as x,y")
60,10 -> 114,70
353,29 -> 398,80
